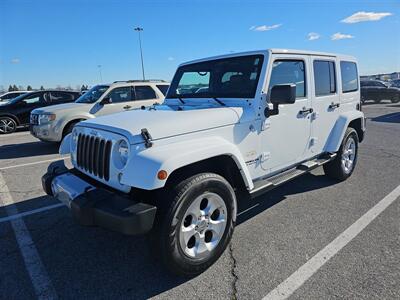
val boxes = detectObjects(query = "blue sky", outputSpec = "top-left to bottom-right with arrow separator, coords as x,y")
1,0 -> 399,89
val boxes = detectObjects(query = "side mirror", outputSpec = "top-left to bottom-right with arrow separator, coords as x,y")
270,84 -> 296,104
265,84 -> 296,117
100,97 -> 112,105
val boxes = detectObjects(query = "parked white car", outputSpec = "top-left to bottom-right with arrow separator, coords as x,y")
43,49 -> 365,275
30,80 -> 169,142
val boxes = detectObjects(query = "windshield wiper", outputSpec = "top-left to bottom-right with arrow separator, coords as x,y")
212,97 -> 226,106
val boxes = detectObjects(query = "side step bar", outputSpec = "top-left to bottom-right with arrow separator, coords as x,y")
250,153 -> 336,198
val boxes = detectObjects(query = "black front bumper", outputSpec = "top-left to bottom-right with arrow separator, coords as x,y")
42,161 -> 157,235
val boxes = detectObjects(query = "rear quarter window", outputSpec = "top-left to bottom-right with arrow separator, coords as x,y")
340,61 -> 358,93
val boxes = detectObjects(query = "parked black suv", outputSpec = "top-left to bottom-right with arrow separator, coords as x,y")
0,90 -> 81,134
360,80 -> 400,104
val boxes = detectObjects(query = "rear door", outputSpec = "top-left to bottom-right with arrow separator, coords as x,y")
309,57 -> 340,155
132,85 -> 160,107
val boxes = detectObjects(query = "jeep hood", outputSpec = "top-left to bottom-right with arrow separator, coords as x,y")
79,106 -> 244,144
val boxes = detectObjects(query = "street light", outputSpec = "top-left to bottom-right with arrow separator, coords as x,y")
97,65 -> 103,82
134,26 -> 145,80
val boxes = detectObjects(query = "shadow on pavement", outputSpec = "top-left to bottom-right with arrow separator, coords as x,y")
370,112 -> 400,124
0,141 -> 59,159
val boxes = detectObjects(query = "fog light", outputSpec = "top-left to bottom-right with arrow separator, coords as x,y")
157,170 -> 168,180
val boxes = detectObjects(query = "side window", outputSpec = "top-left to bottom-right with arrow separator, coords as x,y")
134,86 -> 157,100
340,61 -> 358,93
156,85 -> 170,96
50,92 -> 74,103
269,60 -> 306,98
23,93 -> 43,104
313,60 -> 336,96
106,87 -> 133,103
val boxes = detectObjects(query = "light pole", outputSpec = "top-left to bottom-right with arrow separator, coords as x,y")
134,27 -> 145,80
97,65 -> 103,82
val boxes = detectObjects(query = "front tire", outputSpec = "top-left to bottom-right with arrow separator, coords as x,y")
323,128 -> 359,181
152,173 -> 236,276
0,117 -> 17,134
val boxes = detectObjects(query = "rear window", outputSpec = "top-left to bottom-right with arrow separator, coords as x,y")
340,61 -> 358,93
156,85 -> 169,96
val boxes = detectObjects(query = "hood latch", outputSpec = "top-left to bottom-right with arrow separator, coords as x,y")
141,128 -> 153,148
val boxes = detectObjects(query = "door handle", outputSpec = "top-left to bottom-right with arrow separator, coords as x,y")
299,107 -> 313,115
329,102 -> 340,109
123,105 -> 132,109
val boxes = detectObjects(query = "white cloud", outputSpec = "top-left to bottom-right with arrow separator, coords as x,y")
167,57 -> 174,61
307,32 -> 321,41
249,24 -> 282,31
341,11 -> 392,23
331,32 -> 354,40
11,58 -> 20,64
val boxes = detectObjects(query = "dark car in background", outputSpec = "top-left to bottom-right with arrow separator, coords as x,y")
360,80 -> 400,104
390,79 -> 400,88
0,90 -> 81,134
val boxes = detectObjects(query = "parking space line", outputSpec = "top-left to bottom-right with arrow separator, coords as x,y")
0,172 -> 58,299
0,131 -> 31,139
0,203 -> 64,224
0,157 -> 69,171
263,184 -> 400,300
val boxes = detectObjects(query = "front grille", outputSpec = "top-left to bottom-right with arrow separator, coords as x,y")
30,114 -> 38,125
76,134 -> 112,181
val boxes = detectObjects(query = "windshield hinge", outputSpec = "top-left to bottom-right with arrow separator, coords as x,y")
141,128 -> 153,148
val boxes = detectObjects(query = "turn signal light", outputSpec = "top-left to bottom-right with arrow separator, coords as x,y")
157,170 -> 168,180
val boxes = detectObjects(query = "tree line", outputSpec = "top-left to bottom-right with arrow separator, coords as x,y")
7,84 -> 89,92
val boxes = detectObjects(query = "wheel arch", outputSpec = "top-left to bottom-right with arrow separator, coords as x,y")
61,118 -> 86,137
324,111 -> 365,152
0,113 -> 20,126
120,136 -> 254,191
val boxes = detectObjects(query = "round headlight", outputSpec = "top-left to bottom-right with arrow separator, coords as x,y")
116,139 -> 129,168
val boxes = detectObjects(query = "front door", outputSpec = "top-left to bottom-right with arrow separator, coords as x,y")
260,56 -> 312,174
309,57 -> 340,155
94,86 -> 137,116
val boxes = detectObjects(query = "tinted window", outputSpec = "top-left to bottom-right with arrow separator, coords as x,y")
23,93 -> 44,104
156,85 -> 170,96
269,60 -> 306,98
106,87 -> 133,103
50,92 -> 75,103
134,86 -> 157,100
313,60 -> 336,96
340,61 -> 358,93
167,55 -> 264,99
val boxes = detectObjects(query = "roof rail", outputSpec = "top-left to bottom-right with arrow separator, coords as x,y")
112,79 -> 168,83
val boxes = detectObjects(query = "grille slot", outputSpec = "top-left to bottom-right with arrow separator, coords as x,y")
30,114 -> 39,125
76,134 -> 111,181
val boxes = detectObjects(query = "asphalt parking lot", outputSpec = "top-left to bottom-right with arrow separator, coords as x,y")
0,103 -> 399,300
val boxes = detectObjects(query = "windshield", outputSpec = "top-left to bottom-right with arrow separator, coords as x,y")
167,55 -> 264,99
75,85 -> 109,103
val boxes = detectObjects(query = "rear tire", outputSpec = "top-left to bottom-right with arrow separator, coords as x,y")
0,116 -> 17,134
150,173 -> 236,276
391,95 -> 400,103
323,128 -> 359,181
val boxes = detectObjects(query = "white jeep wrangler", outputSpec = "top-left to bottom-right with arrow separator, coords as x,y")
42,49 -> 365,275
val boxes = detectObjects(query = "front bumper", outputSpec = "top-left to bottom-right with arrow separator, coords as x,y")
42,161 -> 157,235
30,124 -> 61,142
